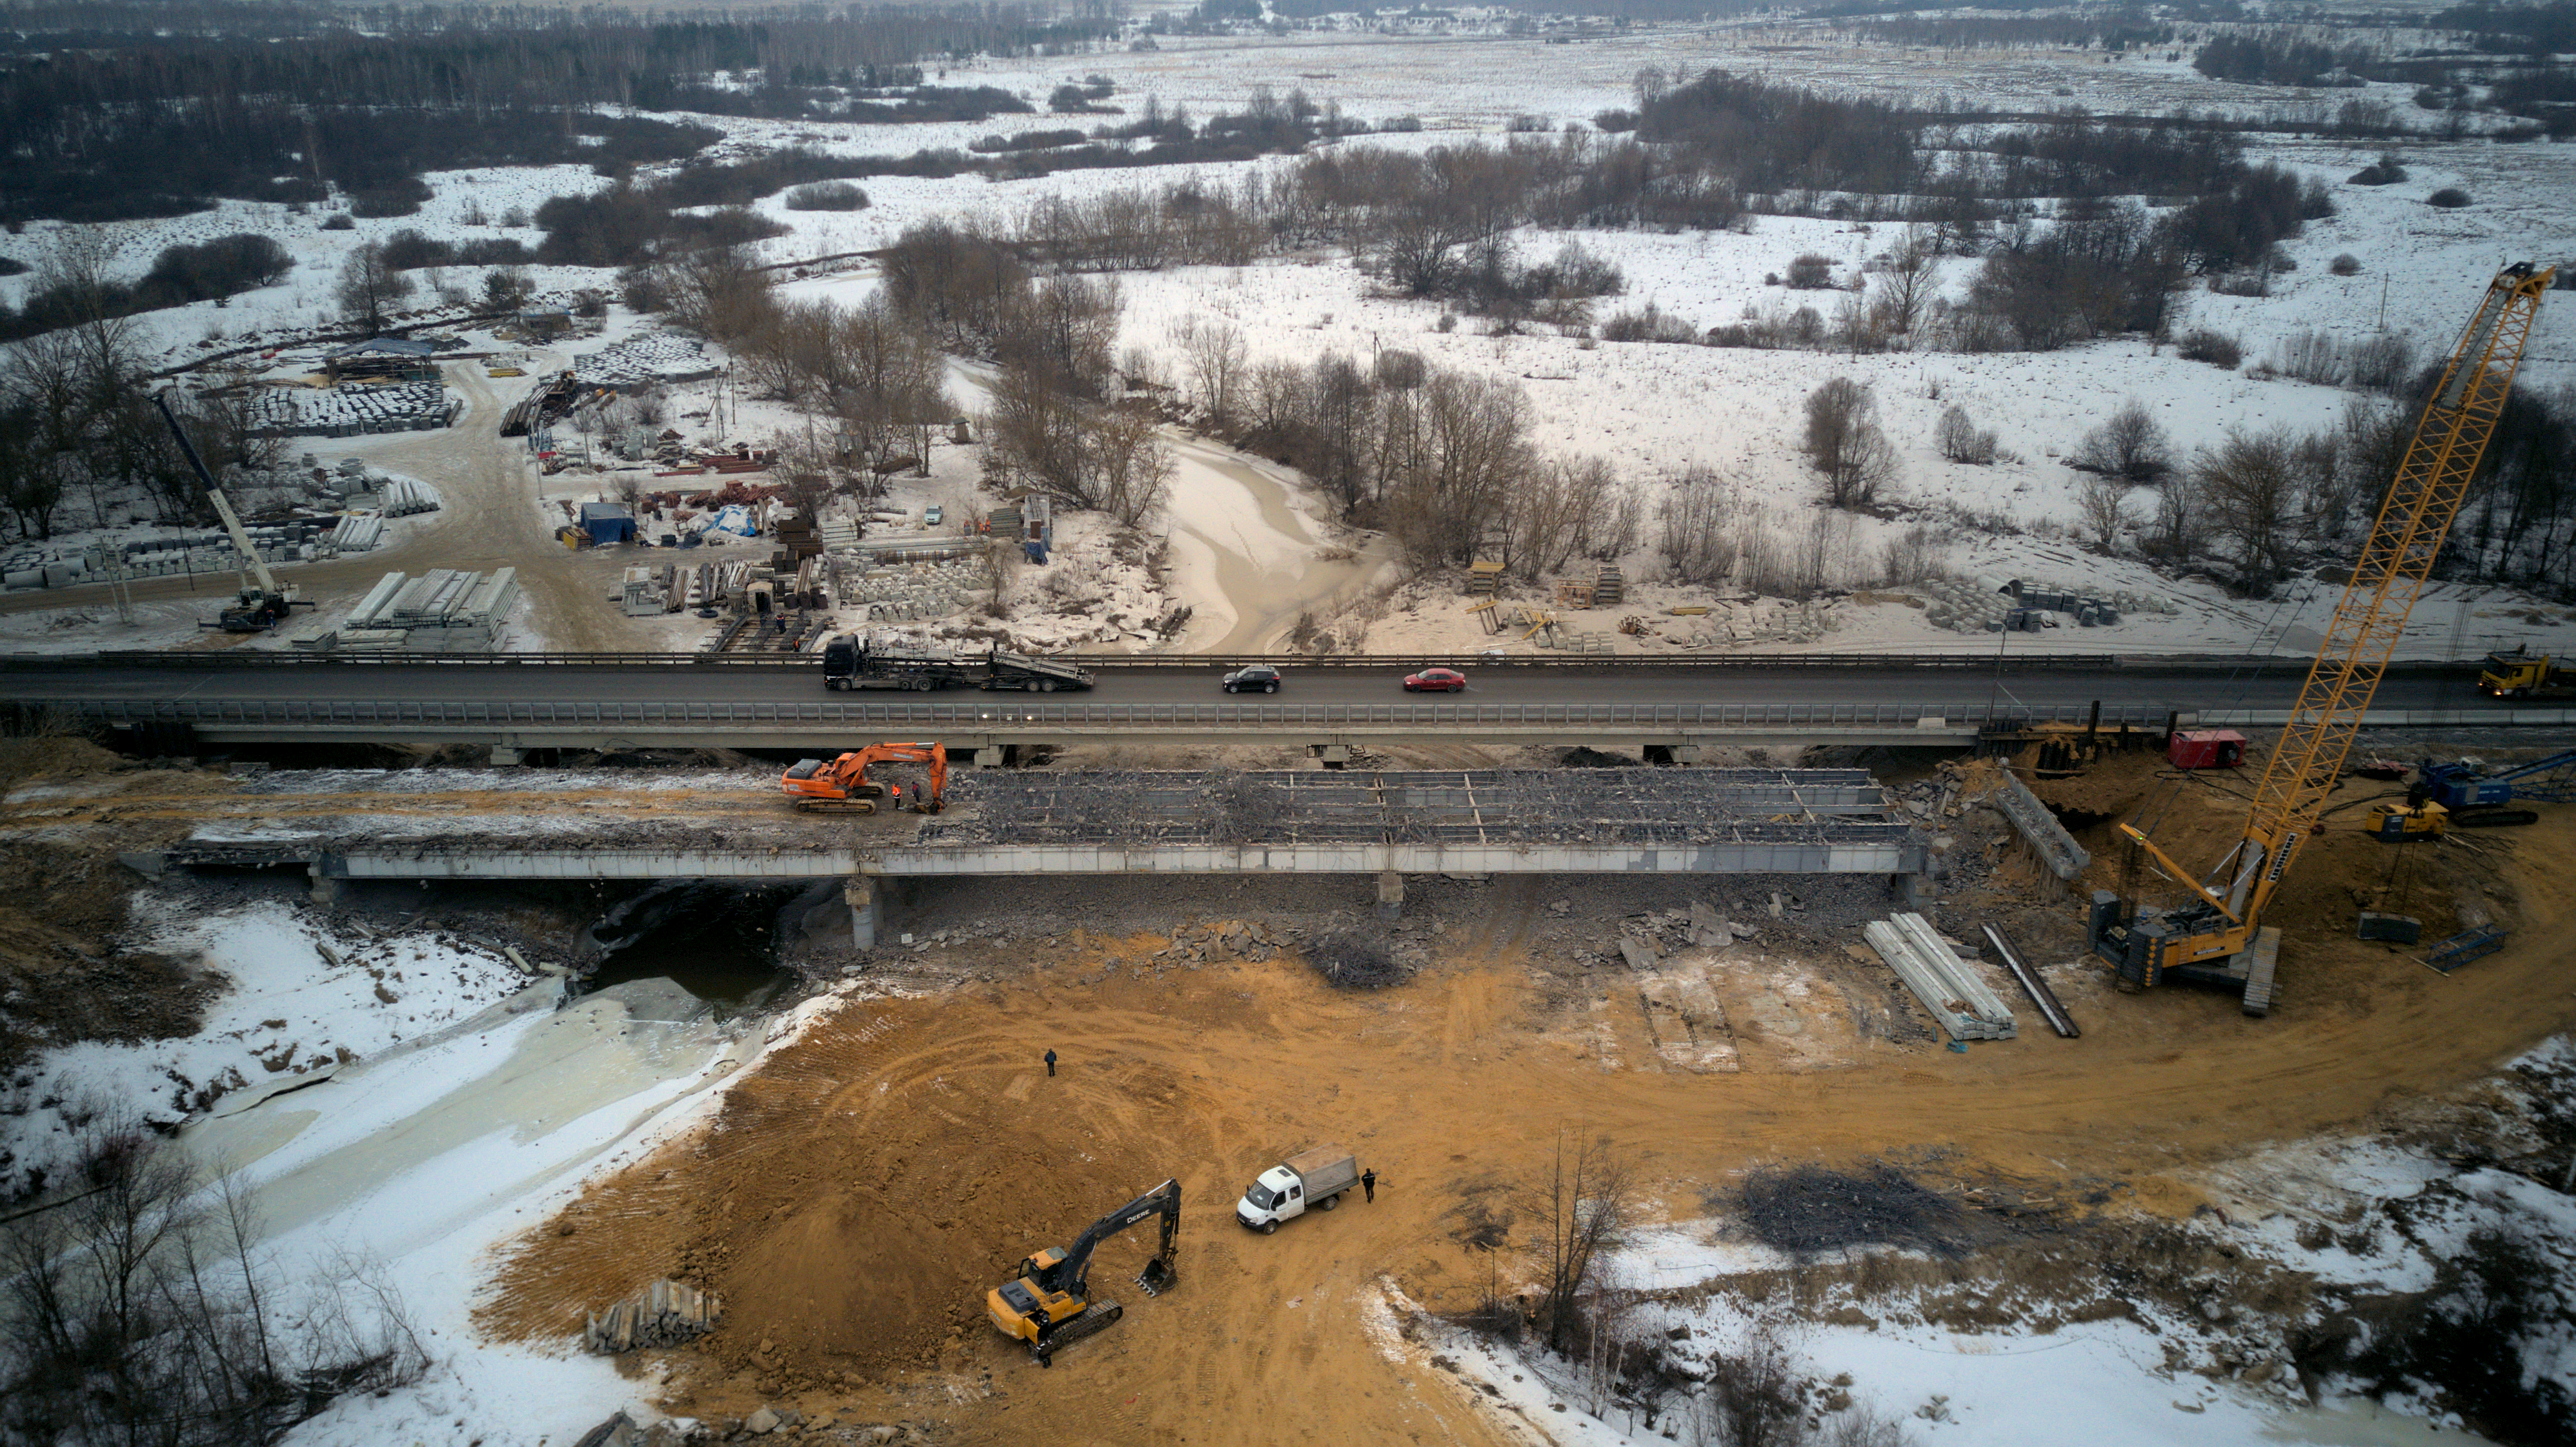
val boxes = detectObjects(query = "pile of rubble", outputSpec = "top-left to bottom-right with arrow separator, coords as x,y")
583,1277 -> 721,1355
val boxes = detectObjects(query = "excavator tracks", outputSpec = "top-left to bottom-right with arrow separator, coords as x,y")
1032,1300 -> 1122,1367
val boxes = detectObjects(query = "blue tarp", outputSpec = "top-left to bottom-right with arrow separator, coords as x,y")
578,502 -> 636,544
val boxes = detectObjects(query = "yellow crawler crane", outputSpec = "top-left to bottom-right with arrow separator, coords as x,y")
2089,262 -> 2555,1016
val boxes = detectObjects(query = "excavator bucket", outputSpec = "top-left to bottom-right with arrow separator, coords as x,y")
1135,1255 -> 1176,1296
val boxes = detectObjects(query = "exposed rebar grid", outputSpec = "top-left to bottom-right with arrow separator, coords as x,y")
922,768 -> 1907,853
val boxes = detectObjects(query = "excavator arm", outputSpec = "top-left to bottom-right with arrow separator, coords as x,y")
1031,1177 -> 1181,1299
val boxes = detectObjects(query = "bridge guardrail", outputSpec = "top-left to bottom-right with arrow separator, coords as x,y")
0,649 -> 2480,675
67,698 -> 2178,730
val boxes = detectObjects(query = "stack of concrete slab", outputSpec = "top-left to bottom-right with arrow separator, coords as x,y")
1865,911 -> 2017,1041
246,383 -> 459,438
340,567 -> 518,651
328,514 -> 387,551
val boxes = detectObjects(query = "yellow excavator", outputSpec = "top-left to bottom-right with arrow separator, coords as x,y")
986,1178 -> 1178,1367
2089,261 -> 2553,1015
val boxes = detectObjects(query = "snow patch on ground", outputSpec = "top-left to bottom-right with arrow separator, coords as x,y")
0,898 -> 528,1197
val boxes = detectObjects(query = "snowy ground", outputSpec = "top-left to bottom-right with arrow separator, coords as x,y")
0,898 -> 533,1197
1368,1035 -> 2576,1447
0,887 -> 882,1445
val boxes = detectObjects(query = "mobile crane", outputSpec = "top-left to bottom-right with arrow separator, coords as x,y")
154,391 -> 310,632
986,1177 -> 1180,1367
779,741 -> 947,815
2089,262 -> 2554,1015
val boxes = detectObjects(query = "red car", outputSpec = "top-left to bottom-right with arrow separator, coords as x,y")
1403,667 -> 1467,693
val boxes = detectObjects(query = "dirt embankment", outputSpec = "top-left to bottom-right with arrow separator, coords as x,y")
0,739 -> 235,1075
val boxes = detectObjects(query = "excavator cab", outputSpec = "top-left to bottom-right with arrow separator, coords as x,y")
2368,799 -> 2448,842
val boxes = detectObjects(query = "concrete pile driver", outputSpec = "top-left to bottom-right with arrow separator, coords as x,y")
2090,262 -> 2554,1017
779,741 -> 947,815
986,1177 -> 1179,1367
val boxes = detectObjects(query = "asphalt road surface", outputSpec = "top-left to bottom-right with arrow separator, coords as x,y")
0,659 -> 2495,715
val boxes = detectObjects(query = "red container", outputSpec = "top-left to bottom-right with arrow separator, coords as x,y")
2168,729 -> 2247,770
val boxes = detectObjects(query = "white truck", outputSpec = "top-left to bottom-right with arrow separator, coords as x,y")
1234,1146 -> 1361,1233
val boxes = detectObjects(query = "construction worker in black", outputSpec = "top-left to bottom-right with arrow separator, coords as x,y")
1362,1168 -> 1377,1202
1045,1048 -> 1058,1077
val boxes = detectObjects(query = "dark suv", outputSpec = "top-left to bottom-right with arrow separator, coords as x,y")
1222,665 -> 1282,694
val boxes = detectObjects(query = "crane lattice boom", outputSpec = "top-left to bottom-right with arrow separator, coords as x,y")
2226,262 -> 2555,931
2099,262 -> 2552,1000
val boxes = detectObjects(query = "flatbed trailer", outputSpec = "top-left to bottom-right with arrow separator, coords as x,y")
821,636 -> 1097,693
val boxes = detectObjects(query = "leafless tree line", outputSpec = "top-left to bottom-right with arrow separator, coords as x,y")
1,1114 -> 430,1446
645,248 -> 951,506
2066,394 -> 2427,592
1170,324 -> 1633,577
1,239 -> 277,543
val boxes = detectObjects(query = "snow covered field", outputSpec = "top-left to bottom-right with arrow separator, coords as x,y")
8,23 -> 2576,663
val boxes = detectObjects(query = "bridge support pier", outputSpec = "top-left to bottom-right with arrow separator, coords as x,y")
307,864 -> 341,909
490,745 -> 524,766
973,747 -> 1007,769
1314,744 -> 1352,770
1376,870 -> 1404,921
845,875 -> 880,950
1895,871 -> 1927,911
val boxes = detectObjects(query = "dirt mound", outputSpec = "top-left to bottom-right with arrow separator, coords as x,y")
482,991 -> 1174,1392
0,736 -> 130,793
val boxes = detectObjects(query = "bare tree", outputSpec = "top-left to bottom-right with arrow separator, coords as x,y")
2077,474 -> 2133,550
1657,465 -> 1740,585
2195,425 -> 2309,587
1525,1129 -> 1633,1354
1690,1322 -> 1809,1447
2151,465 -> 2205,560
2069,399 -> 2171,483
1385,370 -> 1535,568
1511,454 -> 1617,580
1804,378 -> 1898,509
1180,318 -> 1248,424
334,243 -> 413,336
1870,225 -> 1939,338
1088,406 -> 1172,528
1934,404 -> 1997,465
1880,523 -> 1940,584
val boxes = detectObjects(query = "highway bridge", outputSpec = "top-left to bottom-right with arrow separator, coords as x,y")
3,651 -> 2559,758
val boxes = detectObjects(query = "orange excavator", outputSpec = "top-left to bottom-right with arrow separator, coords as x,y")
781,742 -> 948,815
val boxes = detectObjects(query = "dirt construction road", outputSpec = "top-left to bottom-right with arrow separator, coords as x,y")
481,809 -> 2576,1447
